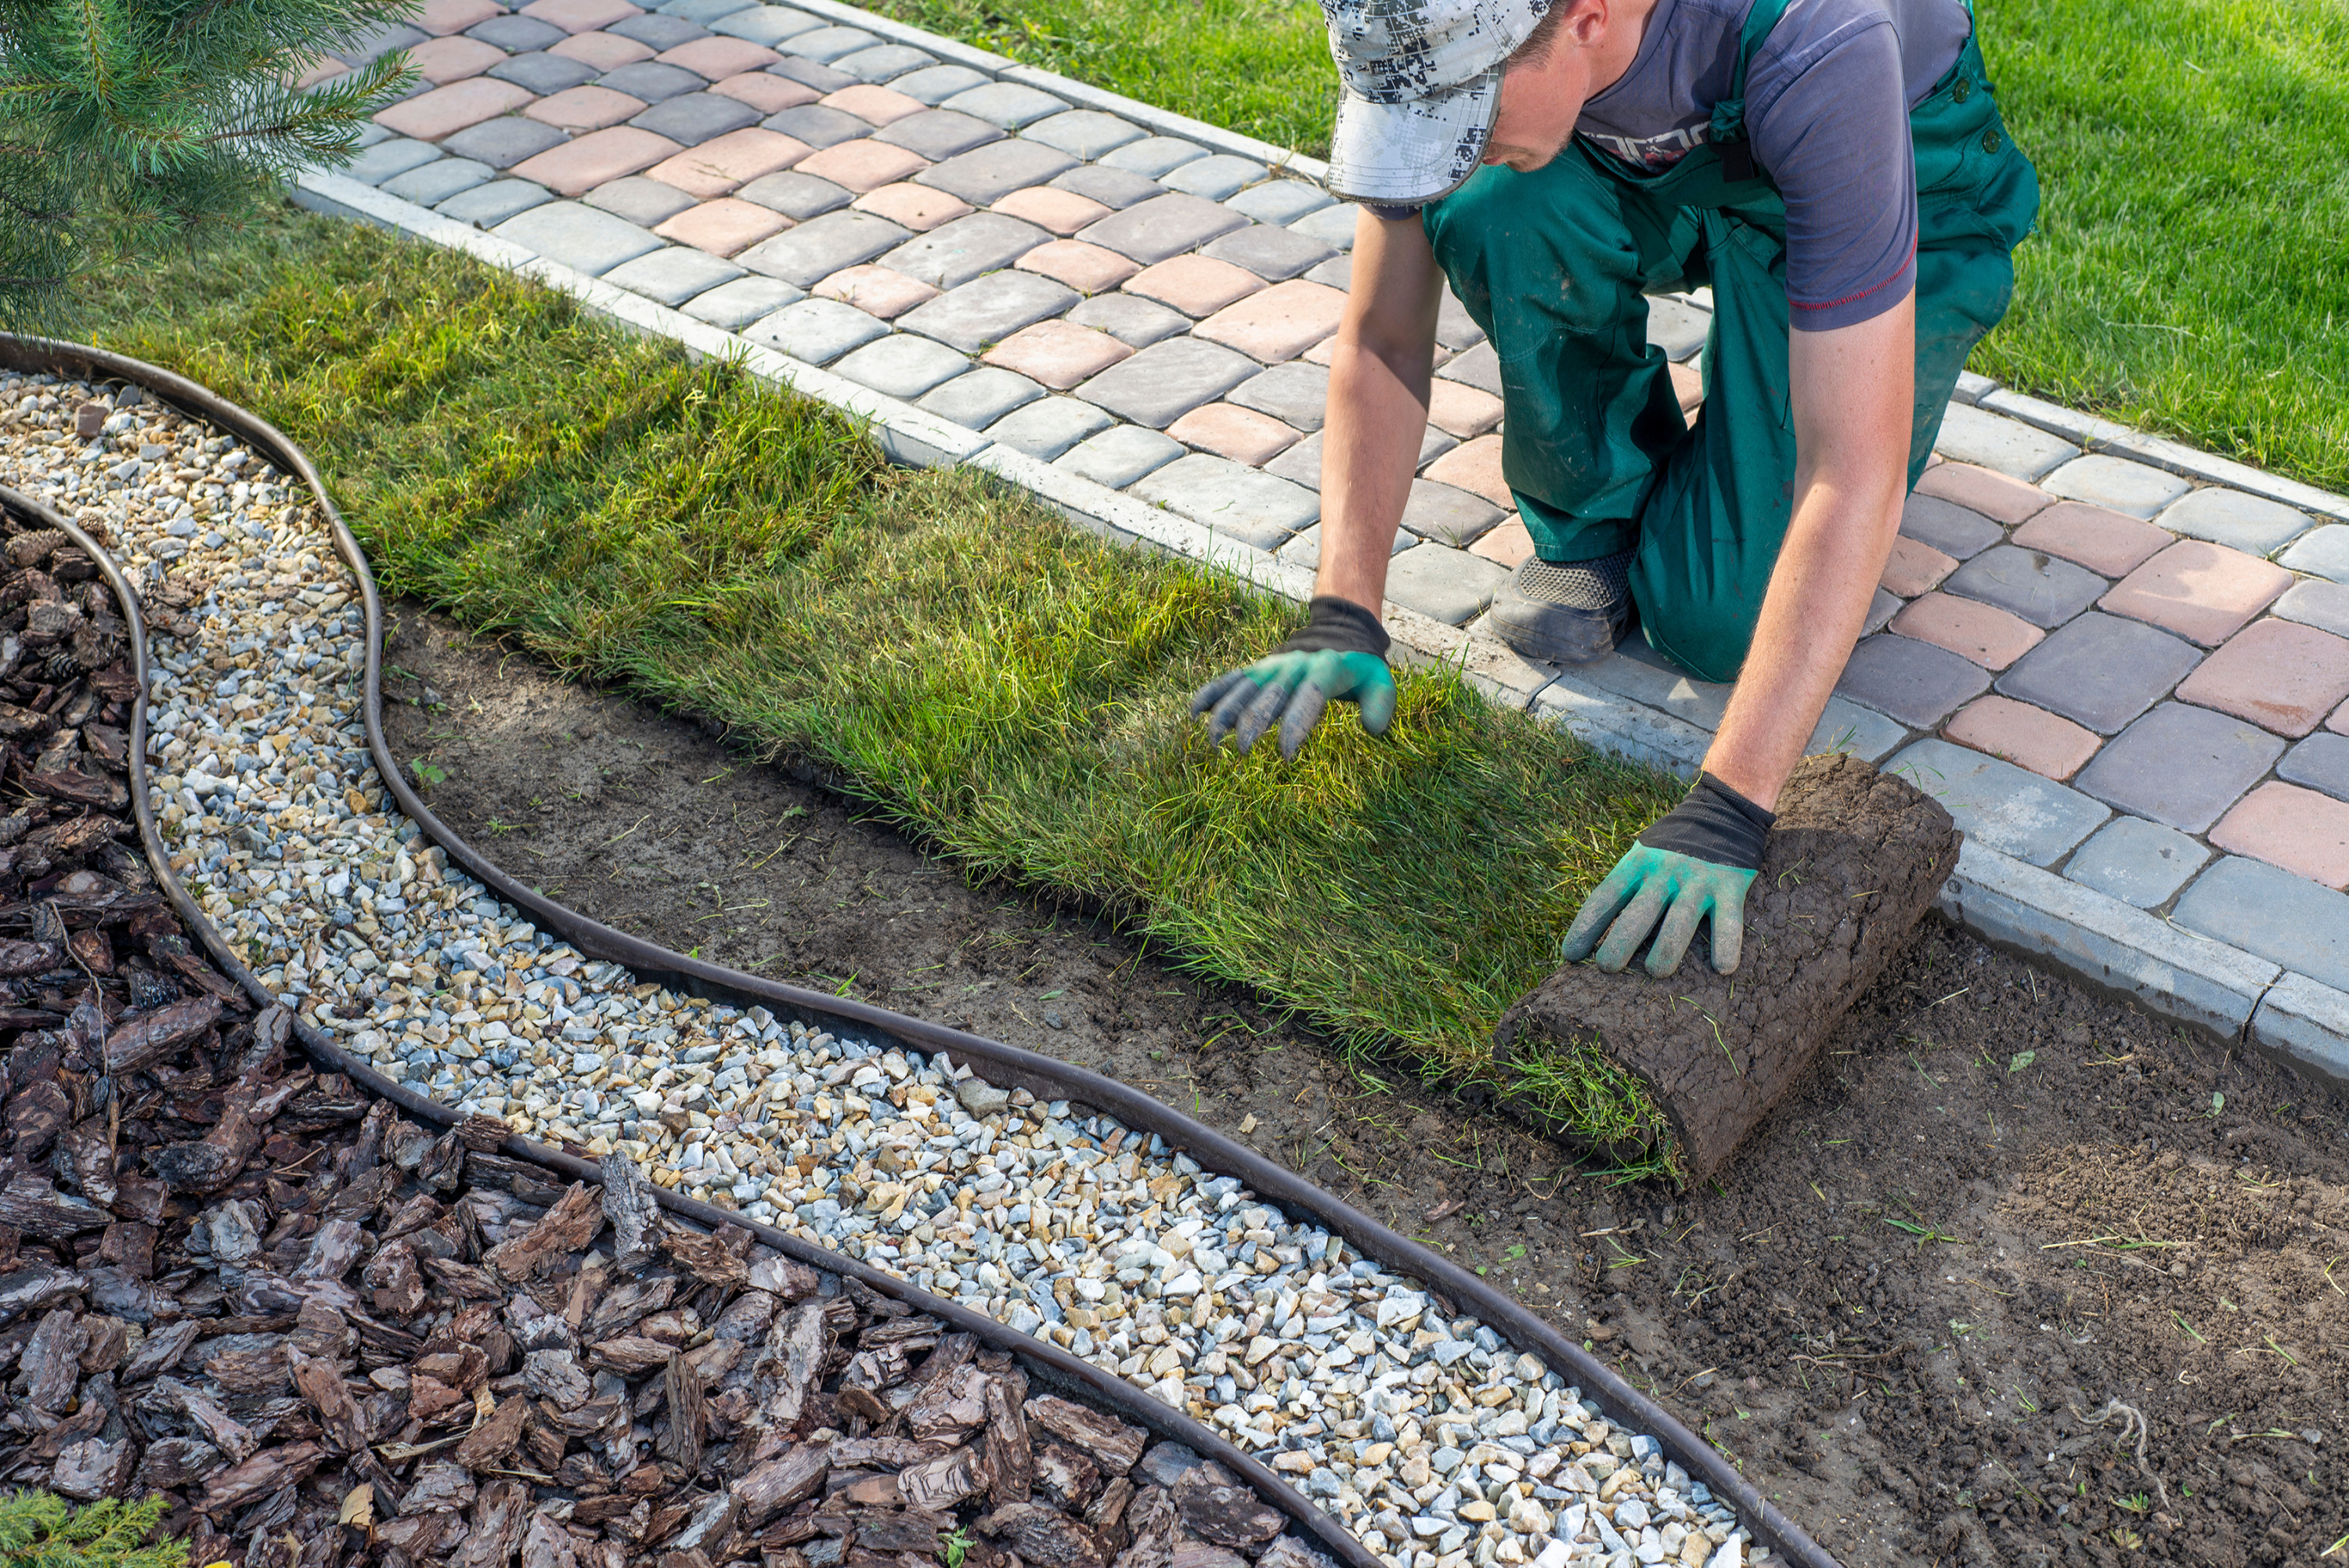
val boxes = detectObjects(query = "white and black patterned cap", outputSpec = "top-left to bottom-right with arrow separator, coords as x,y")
1320,0 -> 1550,205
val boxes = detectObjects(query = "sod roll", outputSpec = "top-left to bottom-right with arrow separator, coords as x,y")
1495,752 -> 1960,1182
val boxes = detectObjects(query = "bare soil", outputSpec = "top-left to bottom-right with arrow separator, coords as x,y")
383,604 -> 2349,1568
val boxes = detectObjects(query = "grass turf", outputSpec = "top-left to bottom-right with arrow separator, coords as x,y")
875,0 -> 2349,495
76,204 -> 1690,1175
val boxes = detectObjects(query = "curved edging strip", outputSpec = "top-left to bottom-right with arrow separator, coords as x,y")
2,333 -> 1838,1568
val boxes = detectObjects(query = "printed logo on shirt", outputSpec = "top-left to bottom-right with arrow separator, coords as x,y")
1579,120 -> 1712,168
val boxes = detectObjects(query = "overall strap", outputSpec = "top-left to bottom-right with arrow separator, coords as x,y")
1708,0 -> 1797,181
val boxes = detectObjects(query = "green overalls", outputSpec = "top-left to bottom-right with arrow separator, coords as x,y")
1420,0 -> 2040,682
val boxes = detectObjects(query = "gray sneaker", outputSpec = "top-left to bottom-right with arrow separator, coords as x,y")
1486,552 -> 1633,665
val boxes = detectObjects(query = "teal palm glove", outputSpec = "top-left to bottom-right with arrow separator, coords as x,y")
1190,597 -> 1397,761
1561,773 -> 1775,977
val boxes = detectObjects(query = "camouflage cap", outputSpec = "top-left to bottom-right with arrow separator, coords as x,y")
1321,0 -> 1552,205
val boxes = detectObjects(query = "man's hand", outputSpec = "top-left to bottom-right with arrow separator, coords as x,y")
1190,597 -> 1397,761
1561,773 -> 1774,976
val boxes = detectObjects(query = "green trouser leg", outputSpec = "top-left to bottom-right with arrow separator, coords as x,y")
1423,32 -> 2040,683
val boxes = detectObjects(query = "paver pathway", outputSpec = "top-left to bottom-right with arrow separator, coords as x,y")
305,0 -> 2349,1083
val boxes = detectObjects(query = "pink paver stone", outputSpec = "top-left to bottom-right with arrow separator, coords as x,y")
852,182 -> 973,232
1302,337 -> 1339,367
820,85 -> 926,126
983,319 -> 1132,390
291,54 -> 348,90
519,0 -> 643,33
654,197 -> 792,257
550,31 -> 654,69
648,128 -> 811,197
1914,460 -> 2052,527
1879,535 -> 1958,598
2011,500 -> 2170,577
992,187 -> 1114,238
1470,518 -> 1535,568
1194,279 -> 1347,362
1427,380 -> 1503,439
1942,695 -> 2102,781
417,0 -> 503,33
1167,403 -> 1301,466
812,265 -> 939,319
2173,617 -> 2349,737
2210,783 -> 2349,890
2101,539 -> 2293,647
1423,435 -> 1506,510
793,139 -> 931,194
511,126 -> 684,195
712,72 -> 821,115
1123,254 -> 1263,318
375,77 -> 536,139
1016,239 -> 1138,295
526,85 -> 649,132
659,37 -> 785,80
1668,360 -> 1702,415
407,34 -> 509,83
1889,592 -> 2044,670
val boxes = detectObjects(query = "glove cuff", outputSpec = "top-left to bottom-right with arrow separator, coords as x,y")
1276,597 -> 1391,658
1635,771 -> 1775,872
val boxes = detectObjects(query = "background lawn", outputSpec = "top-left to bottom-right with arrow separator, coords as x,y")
880,0 -> 2349,493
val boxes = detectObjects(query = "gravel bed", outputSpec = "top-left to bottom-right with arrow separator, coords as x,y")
0,368 -> 1763,1568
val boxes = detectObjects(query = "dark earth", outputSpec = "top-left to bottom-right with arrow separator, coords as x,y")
383,604 -> 2349,1568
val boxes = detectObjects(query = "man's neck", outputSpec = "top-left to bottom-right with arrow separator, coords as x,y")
1588,0 -> 1665,97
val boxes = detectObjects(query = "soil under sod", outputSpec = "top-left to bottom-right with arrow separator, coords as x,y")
383,603 -> 2348,1568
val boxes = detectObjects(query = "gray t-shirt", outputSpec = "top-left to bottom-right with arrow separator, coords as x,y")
1575,0 -> 1972,330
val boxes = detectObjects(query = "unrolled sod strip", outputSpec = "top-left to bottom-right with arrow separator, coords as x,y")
0,365 -> 1769,1568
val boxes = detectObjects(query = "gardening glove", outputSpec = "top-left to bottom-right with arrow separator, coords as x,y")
1188,596 -> 1397,762
1561,772 -> 1774,978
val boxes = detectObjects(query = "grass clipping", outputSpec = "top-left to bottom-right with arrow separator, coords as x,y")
78,204 -> 1692,1175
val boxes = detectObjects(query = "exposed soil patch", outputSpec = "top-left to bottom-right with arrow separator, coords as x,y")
385,604 -> 2349,1568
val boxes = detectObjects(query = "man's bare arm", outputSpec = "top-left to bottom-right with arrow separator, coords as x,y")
1315,210 -> 1445,612
1701,297 -> 1916,811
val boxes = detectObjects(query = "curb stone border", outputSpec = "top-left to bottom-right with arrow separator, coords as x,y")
283,20 -> 2349,1102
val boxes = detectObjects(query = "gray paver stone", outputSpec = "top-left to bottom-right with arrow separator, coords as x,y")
1287,202 -> 1359,250
2158,487 -> 2315,554
1225,178 -> 1333,226
1264,432 -> 1322,490
382,157 -> 493,207
879,211 -> 1050,289
833,45 -> 936,82
2275,522 -> 2349,582
488,51 -> 600,95
1274,521 -> 1412,571
761,104 -> 871,148
1305,255 -> 1351,290
2173,856 -> 2349,993
1064,293 -> 1189,347
658,0 -> 756,21
1943,542 -> 2106,628
917,366 -> 1043,430
916,141 -> 1079,207
1808,696 -> 1909,763
1417,425 -> 1458,467
984,396 -> 1114,460
355,124 -> 393,147
768,55 -> 855,92
1901,494 -> 2003,559
1384,544 -> 1510,626
336,20 -> 426,65
785,26 -> 880,62
1129,453 -> 1319,550
1020,110 -> 1147,160
1074,336 -> 1260,428
740,297 -> 889,364
680,273 -> 805,328
586,175 -> 698,228
2274,577 -> 2349,638
1099,136 -> 1209,178
941,82 -> 1070,130
2042,454 -> 2192,519
1933,403 -> 2080,480
710,5 -> 822,44
1055,424 -> 1186,489
493,200 -> 663,276
830,333 -> 971,399
2073,701 -> 2284,832
1994,611 -> 2201,734
1575,644 -> 1732,731
1435,341 -> 1501,397
2280,732 -> 2349,803
889,65 -> 992,105
597,61 -> 705,103
436,178 -> 554,226
633,92 -> 762,145
1884,737 -> 2108,867
1863,586 -> 1900,635
1835,633 -> 1992,727
344,138 -> 441,186
899,271 -> 1080,353
601,244 -> 746,305
1401,480 -> 1503,547
736,208 -> 909,287
1435,291 -> 1485,351
611,14 -> 710,49
1228,362 -> 1330,432
736,169 -> 850,218
440,115 -> 567,169
875,109 -> 1001,160
1049,165 -> 1163,210
468,15 -> 567,49
2062,816 -> 2212,909
1644,295 -> 1709,360
1200,223 -> 1336,282
1163,153 -> 1266,201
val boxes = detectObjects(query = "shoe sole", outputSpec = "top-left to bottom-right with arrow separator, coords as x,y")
1487,597 -> 1626,665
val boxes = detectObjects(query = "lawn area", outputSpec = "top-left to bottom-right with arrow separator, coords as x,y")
879,0 -> 2349,494
76,204 -> 1686,1169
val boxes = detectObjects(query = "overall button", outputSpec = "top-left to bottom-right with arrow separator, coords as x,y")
1981,127 -> 2000,153
1954,75 -> 1972,102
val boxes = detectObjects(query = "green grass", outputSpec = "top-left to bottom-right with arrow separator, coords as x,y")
876,0 -> 2349,495
78,204 -> 1687,1173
